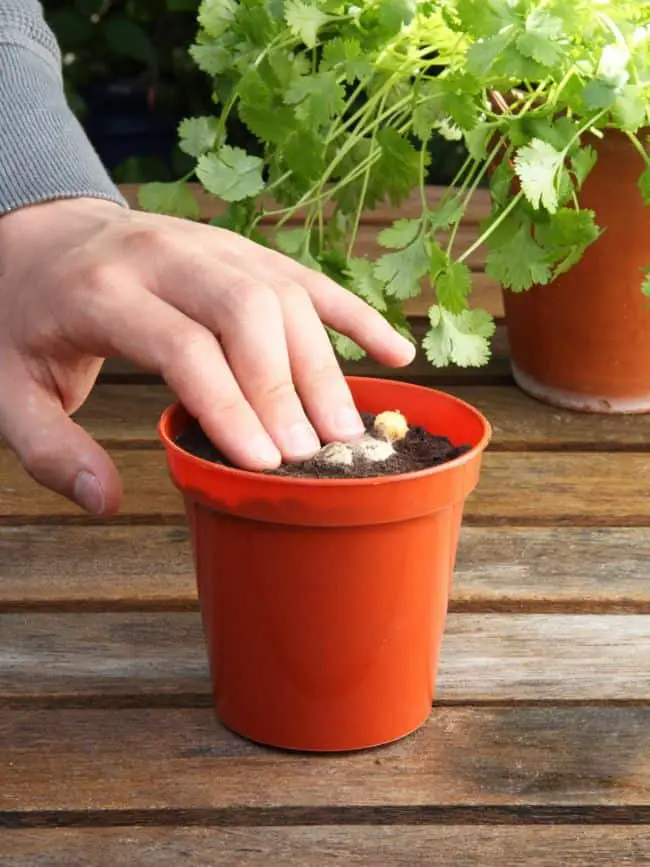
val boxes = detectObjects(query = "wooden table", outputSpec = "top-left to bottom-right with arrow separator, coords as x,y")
3,331 -> 650,865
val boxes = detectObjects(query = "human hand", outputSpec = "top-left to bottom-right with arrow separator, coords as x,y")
0,197 -> 415,515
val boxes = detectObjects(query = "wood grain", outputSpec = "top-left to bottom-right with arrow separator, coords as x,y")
0,450 -> 648,526
120,183 -> 492,226
1,526 -> 649,614
6,826 -> 650,866
0,526 -> 195,610
3,706 -> 650,814
3,611 -> 650,703
49,383 -> 650,451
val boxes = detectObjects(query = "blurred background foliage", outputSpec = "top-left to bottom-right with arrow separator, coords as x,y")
42,0 -> 469,187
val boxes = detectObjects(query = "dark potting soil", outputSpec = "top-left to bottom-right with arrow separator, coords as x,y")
175,413 -> 470,480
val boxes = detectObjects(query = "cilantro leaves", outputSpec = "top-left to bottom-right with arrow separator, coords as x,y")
138,0 -> 650,369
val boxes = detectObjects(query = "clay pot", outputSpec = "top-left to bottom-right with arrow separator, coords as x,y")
159,376 -> 491,752
503,130 -> 650,412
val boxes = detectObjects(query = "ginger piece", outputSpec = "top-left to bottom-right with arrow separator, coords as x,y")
373,410 -> 409,443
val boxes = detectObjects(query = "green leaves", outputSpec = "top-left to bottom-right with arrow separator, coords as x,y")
346,258 -> 388,311
165,0 -> 650,373
377,218 -> 421,249
285,71 -> 345,127
638,166 -> 650,205
198,0 -> 237,38
138,182 -> 200,220
284,0 -> 331,47
516,8 -> 565,68
179,117 -> 221,157
424,306 -> 495,368
433,260 -> 473,314
513,139 -> 565,213
374,236 -> 429,299
486,219 -> 551,292
196,146 -> 265,201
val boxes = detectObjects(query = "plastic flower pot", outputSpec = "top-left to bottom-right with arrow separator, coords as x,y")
159,376 -> 491,752
503,130 -> 650,413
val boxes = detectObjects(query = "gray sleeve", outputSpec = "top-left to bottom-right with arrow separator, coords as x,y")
0,0 -> 127,213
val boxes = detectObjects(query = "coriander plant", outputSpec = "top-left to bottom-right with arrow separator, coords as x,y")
140,0 -> 650,366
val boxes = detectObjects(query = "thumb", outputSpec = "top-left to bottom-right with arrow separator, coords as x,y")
0,374 -> 122,516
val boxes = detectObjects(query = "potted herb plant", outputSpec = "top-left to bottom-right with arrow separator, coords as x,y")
160,376 -> 490,751
141,0 -> 650,411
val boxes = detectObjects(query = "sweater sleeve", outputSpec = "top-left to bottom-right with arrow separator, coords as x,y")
0,0 -> 127,213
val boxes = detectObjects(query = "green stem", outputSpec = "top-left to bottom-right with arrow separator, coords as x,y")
458,190 -> 524,265
346,94 -> 387,260
626,131 -> 650,166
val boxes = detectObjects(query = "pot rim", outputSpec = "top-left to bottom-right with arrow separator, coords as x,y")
158,376 -> 492,489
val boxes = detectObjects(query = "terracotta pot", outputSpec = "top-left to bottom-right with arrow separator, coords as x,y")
159,377 -> 491,752
503,130 -> 650,412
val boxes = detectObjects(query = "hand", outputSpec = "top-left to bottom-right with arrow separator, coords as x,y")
0,197 -> 415,516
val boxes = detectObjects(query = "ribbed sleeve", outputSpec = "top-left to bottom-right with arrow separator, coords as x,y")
0,0 -> 127,213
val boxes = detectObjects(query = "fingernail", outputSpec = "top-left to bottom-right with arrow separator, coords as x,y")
73,471 -> 105,515
333,406 -> 365,438
284,422 -> 320,458
250,436 -> 282,468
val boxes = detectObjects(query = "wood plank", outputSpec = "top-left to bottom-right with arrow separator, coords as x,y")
0,526 -> 195,610
47,383 -> 650,451
3,706 -> 650,814
453,527 -> 650,613
0,450 -> 648,526
3,612 -> 650,702
1,526 -> 649,614
97,321 -> 512,385
120,183 -> 492,226
6,826 -> 650,866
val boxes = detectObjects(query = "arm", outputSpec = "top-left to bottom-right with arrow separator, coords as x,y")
0,0 -> 126,211
0,2 -> 414,517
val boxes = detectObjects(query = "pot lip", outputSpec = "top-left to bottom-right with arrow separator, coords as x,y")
158,376 -> 492,488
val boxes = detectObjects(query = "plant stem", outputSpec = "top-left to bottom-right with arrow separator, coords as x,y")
458,190 -> 524,265
626,131 -> 650,166
346,94 -> 387,260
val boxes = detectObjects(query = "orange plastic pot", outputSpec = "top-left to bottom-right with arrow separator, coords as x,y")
159,377 -> 491,752
503,130 -> 650,413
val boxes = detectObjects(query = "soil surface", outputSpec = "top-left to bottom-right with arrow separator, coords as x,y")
175,413 -> 470,480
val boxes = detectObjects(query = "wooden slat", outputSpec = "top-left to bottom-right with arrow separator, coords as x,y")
453,527 -> 650,613
3,612 -> 650,702
52,384 -> 650,451
97,321 -> 512,385
6,826 -> 650,866
3,706 -> 650,814
120,183 -> 492,226
0,450 -> 648,526
0,526 -> 195,610
1,526 -> 649,614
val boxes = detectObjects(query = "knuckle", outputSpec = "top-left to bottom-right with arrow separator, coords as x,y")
221,278 -> 278,320
164,327 -> 214,372
67,260 -> 118,296
121,226 -> 169,259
